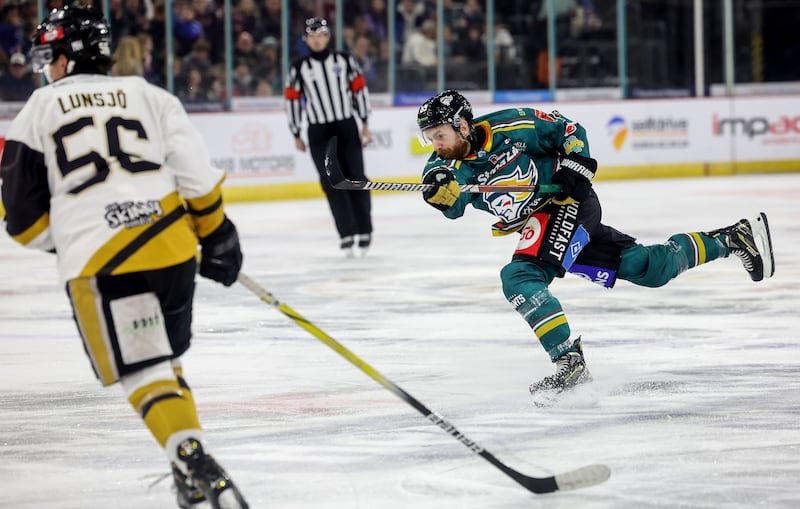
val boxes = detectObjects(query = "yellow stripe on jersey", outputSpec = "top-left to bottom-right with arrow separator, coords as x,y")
79,192 -> 198,278
492,121 -> 537,133
68,278 -> 119,385
128,379 -> 202,447
185,178 -> 226,238
688,232 -> 707,265
11,212 -> 50,246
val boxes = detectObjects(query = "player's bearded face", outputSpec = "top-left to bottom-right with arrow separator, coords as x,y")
425,125 -> 470,160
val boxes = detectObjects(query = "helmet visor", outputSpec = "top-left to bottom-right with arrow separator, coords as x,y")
30,46 -> 53,74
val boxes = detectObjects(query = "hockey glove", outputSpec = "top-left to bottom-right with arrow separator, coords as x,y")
551,153 -> 598,205
422,168 -> 460,211
199,216 -> 243,287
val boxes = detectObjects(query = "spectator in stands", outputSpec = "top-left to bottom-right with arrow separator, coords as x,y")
457,0 -> 486,36
351,33 -> 378,86
402,18 -> 437,67
192,0 -> 223,62
396,0 -> 425,43
363,0 -> 388,42
233,0 -> 261,38
0,52 -> 36,102
181,37 -> 213,79
234,31 -> 259,70
136,32 -> 160,84
259,0 -> 281,38
254,79 -> 274,96
456,24 -> 487,62
351,14 -> 382,57
173,0 -> 204,56
0,4 -> 24,58
253,35 -> 281,94
494,22 -> 518,64
112,35 -> 144,76
232,59 -> 255,96
177,66 -> 211,102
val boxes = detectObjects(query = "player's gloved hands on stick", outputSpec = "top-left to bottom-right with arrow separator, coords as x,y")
422,167 -> 460,211
199,216 -> 243,286
551,153 -> 598,205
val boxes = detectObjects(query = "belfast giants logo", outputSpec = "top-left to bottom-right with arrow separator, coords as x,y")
484,160 -> 539,223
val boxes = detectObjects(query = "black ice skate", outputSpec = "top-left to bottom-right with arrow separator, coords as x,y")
529,337 -> 593,398
173,438 -> 249,509
706,212 -> 775,282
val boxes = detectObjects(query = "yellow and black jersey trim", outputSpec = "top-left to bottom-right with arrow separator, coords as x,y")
0,140 -> 51,244
80,191 -> 198,277
185,178 -> 226,239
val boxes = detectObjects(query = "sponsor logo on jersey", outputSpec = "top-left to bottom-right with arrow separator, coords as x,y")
480,145 -> 521,182
105,200 -> 164,229
546,202 -> 580,262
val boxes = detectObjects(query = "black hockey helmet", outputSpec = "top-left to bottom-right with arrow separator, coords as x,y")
417,89 -> 474,132
30,3 -> 112,75
305,17 -> 330,35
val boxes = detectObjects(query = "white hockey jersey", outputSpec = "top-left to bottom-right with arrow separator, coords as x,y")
0,74 -> 227,283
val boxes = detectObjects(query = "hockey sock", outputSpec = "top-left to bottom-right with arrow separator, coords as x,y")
618,232 -> 728,288
128,377 -> 202,448
511,288 -> 573,361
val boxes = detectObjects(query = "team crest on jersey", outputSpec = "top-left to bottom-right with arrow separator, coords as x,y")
483,161 -> 539,223
105,200 -> 164,229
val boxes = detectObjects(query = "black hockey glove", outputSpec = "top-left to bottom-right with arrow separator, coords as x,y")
551,153 -> 598,205
199,216 -> 243,287
422,167 -> 460,211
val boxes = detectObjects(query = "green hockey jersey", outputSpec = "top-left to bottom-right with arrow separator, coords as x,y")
421,107 -> 591,235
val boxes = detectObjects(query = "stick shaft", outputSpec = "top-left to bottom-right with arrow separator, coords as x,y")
236,272 -> 606,494
324,137 -> 561,194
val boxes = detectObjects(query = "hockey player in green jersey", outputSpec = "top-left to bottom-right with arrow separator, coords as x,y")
416,90 -> 775,400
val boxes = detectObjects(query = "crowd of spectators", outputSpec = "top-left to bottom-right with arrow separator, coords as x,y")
0,0 -> 532,104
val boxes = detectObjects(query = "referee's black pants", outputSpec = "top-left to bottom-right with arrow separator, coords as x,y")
308,118 -> 373,240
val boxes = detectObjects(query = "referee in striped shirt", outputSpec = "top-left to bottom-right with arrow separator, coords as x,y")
285,17 -> 374,257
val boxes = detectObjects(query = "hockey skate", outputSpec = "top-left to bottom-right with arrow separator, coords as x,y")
706,212 -> 775,282
530,338 -> 593,406
357,233 -> 371,257
340,235 -> 355,258
173,438 -> 248,509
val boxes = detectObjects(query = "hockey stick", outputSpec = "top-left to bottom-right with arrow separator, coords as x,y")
237,272 -> 610,494
324,137 -> 562,194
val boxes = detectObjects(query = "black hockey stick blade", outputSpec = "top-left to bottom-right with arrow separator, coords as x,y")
237,272 -> 610,495
324,137 -> 561,194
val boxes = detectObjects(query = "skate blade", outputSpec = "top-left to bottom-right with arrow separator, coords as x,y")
752,212 -> 775,279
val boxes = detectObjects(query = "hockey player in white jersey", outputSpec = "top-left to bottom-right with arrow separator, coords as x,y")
0,5 -> 247,508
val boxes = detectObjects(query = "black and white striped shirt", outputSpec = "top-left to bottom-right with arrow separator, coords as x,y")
284,50 -> 371,137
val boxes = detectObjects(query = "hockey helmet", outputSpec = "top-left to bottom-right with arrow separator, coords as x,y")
417,89 -> 474,132
30,4 -> 112,75
305,17 -> 330,35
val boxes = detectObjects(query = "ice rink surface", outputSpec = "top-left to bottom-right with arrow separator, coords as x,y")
1,173 -> 799,508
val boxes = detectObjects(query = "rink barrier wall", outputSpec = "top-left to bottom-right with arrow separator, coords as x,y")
1,95 -> 799,215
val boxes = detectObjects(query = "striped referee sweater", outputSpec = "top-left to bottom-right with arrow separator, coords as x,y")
284,49 -> 371,138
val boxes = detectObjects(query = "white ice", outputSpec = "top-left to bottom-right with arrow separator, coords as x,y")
1,174 -> 799,509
